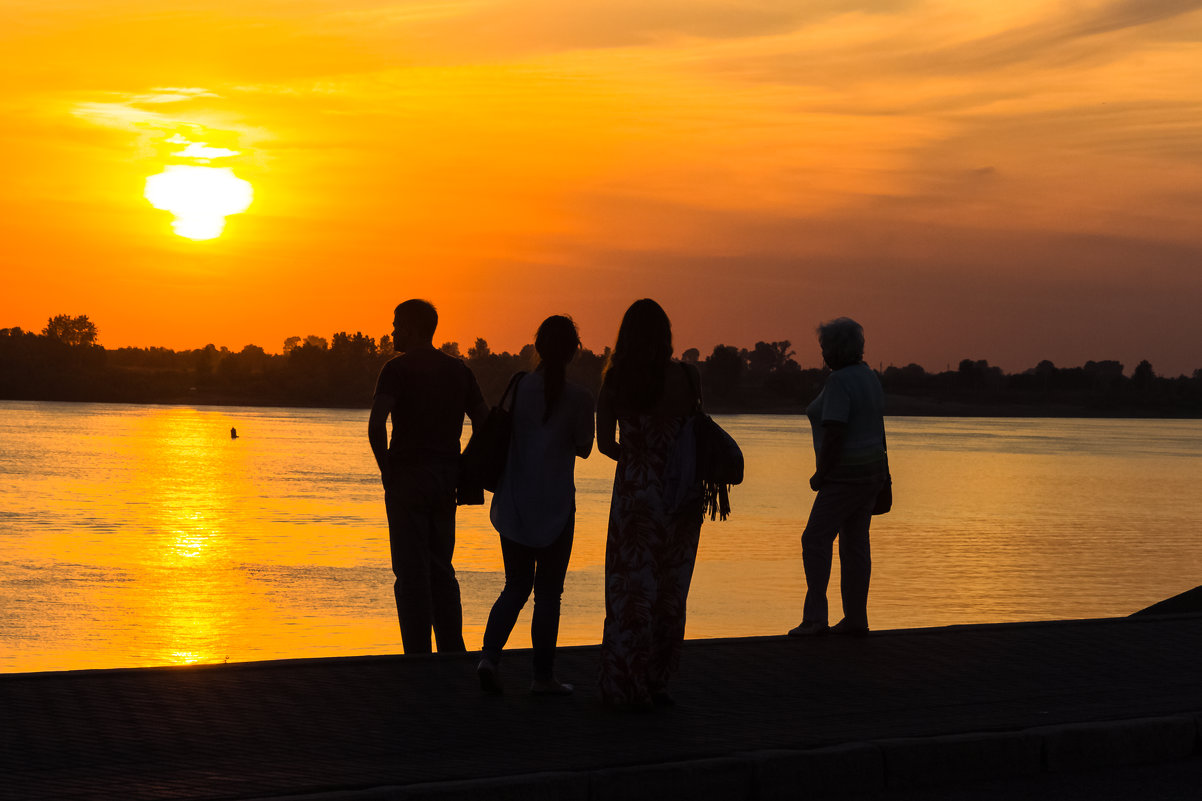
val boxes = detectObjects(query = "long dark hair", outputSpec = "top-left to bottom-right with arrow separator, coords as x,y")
603,298 -> 673,412
535,315 -> 581,422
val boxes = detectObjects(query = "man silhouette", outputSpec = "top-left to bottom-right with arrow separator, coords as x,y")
369,300 -> 488,654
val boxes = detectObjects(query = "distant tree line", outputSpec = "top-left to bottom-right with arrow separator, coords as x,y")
2,316 -> 1201,416
877,358 -> 1202,416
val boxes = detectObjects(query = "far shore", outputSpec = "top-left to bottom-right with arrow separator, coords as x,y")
3,391 -> 1201,419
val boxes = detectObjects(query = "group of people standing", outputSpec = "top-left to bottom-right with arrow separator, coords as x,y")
368,298 -> 889,711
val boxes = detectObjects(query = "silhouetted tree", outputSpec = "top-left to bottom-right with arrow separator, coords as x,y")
217,344 -> 270,388
328,331 -> 379,403
569,346 -> 608,397
703,345 -> 745,399
192,344 -> 220,382
956,359 -> 1004,392
42,314 -> 98,346
882,363 -> 927,386
1083,360 -> 1124,392
748,341 -> 794,376
468,338 -> 491,360
284,341 -> 329,399
1133,360 -> 1155,391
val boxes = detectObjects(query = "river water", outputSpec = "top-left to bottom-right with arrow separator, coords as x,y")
1,401 -> 1199,673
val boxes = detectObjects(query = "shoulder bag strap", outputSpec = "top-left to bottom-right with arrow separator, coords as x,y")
499,371 -> 527,412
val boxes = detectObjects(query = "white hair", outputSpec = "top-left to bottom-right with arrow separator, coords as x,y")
817,317 -> 865,367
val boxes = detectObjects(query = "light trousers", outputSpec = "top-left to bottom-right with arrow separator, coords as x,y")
801,477 -> 887,629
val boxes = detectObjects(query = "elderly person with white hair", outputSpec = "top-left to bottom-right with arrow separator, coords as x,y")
789,317 -> 890,638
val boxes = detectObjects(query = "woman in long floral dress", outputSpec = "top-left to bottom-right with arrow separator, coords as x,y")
596,298 -> 704,709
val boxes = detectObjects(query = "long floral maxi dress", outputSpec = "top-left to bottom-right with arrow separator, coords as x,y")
598,413 -> 703,706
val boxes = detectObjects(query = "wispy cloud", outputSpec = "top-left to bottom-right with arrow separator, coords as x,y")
132,87 -> 221,104
71,101 -> 172,130
301,0 -> 921,62
915,0 -> 1202,73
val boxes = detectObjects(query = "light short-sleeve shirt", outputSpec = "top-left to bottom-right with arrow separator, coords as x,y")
806,362 -> 887,481
490,372 -> 595,548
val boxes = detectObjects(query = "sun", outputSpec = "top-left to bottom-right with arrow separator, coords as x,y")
144,165 -> 253,240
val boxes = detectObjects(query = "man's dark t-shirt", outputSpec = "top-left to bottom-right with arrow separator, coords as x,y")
374,349 -> 484,468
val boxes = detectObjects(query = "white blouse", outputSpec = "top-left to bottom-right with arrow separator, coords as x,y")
489,371 -> 595,548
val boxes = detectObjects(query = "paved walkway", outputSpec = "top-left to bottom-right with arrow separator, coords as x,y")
3,614 -> 1201,800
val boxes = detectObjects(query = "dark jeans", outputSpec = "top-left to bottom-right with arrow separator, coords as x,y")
801,477 -> 887,629
481,521 -> 574,681
384,462 -> 466,655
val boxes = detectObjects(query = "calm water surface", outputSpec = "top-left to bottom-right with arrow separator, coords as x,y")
1,401 -> 1199,673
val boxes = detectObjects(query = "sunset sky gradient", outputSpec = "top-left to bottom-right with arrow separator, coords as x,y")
3,1 -> 1201,374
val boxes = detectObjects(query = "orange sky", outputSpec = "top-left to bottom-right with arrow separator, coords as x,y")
3,1 -> 1201,375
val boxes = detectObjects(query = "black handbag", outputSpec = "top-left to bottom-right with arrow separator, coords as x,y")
871,435 -> 892,515
459,372 -> 525,498
680,365 -> 743,520
872,474 -> 892,515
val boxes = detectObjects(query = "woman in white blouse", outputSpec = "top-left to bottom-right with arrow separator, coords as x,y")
477,315 -> 595,695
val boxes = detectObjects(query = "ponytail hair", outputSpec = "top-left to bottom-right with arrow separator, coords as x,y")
535,315 -> 581,422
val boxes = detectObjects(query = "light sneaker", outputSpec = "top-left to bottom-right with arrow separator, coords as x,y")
531,678 -> 574,696
477,658 -> 503,694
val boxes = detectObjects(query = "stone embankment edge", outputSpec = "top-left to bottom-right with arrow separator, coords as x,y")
254,711 -> 1202,801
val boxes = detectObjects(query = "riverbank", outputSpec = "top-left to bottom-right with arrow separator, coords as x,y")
4,614 -> 1201,800
5,392 -> 1201,418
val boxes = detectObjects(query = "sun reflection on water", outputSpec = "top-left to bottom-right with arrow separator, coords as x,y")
169,651 -> 207,666
127,409 -> 248,666
169,528 -> 209,560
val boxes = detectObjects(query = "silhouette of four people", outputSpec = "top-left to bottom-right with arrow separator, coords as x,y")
370,299 -> 890,707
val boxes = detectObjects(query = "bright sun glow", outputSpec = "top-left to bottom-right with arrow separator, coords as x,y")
144,165 -> 253,240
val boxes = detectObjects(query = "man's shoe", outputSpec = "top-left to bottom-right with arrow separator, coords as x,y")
830,619 -> 870,637
531,678 -> 574,696
787,620 -> 829,637
477,658 -> 503,694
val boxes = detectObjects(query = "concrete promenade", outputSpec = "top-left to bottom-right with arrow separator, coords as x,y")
3,614 -> 1201,800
